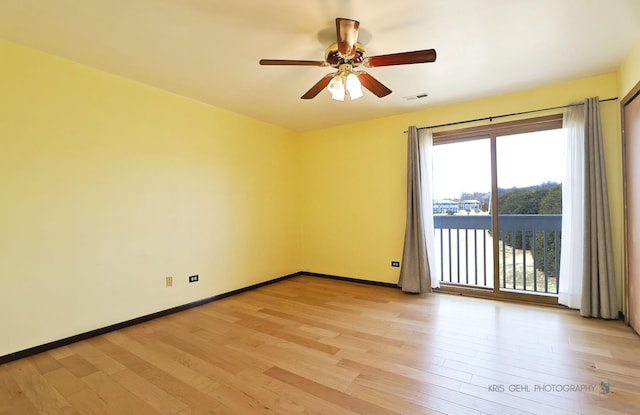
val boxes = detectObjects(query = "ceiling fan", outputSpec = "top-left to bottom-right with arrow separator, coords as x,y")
259,18 -> 436,101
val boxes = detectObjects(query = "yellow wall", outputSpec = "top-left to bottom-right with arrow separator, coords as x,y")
619,38 -> 640,99
0,39 -> 301,357
299,73 -> 625,306
2,34 -> 638,358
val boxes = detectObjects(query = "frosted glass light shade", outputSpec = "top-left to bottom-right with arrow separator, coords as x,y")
345,73 -> 363,100
328,75 -> 345,101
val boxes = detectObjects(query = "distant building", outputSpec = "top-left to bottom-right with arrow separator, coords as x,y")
434,199 -> 482,214
433,199 -> 459,214
460,199 -> 481,211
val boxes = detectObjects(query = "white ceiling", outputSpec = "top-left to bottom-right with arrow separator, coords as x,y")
1,0 -> 640,132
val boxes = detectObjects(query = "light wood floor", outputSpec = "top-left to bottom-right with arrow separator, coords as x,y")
2,275 -> 640,415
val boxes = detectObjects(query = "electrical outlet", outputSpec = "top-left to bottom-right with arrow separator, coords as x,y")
166,276 -> 173,287
188,274 -> 199,283
391,261 -> 400,268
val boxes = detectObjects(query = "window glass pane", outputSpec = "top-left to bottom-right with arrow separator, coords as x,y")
432,139 -> 493,287
432,139 -> 491,204
496,129 -> 563,294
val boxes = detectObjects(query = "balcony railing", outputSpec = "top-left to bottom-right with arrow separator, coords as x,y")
433,214 -> 561,295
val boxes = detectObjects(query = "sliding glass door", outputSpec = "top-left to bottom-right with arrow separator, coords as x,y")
432,137 -> 494,289
430,115 -> 563,304
495,129 -> 564,297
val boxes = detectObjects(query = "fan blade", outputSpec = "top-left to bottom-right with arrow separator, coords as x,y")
364,49 -> 436,67
357,72 -> 392,97
259,59 -> 328,67
301,74 -> 334,99
336,18 -> 360,59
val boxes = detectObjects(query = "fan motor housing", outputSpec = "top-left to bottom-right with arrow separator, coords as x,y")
324,42 -> 367,67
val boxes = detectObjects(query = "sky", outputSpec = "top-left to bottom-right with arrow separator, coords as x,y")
431,128 -> 565,200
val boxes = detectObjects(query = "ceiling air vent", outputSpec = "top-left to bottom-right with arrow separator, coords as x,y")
404,92 -> 429,101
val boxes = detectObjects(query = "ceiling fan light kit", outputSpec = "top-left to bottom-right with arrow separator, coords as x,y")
327,63 -> 363,101
259,18 -> 437,100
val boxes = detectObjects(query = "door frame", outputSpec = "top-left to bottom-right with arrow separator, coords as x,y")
432,114 -> 563,306
622,81 -> 640,326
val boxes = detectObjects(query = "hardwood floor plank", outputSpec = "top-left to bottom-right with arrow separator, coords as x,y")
63,387 -> 112,415
264,366 -> 401,415
4,359 -> 73,413
236,367 -> 361,415
458,381 -> 578,415
0,365 -> 40,414
110,369 -> 189,414
0,402 -> 40,415
102,392 -> 164,415
3,275 -> 640,414
67,340 -> 126,375
344,381 -> 451,415
594,359 -> 640,377
258,304 -> 405,348
31,351 -> 62,375
82,370 -> 129,402
42,366 -> 89,398
149,326 -> 269,376
58,354 -> 99,378
112,326 -> 303,414
339,357 -> 533,415
226,339 -> 355,391
97,334 -> 224,404
46,346 -> 75,361
207,377 -> 303,415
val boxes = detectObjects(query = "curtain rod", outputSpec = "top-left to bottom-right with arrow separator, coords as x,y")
407,97 -> 618,132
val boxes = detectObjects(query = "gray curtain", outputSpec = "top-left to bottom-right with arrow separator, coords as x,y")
398,126 -> 433,293
581,97 -> 618,318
